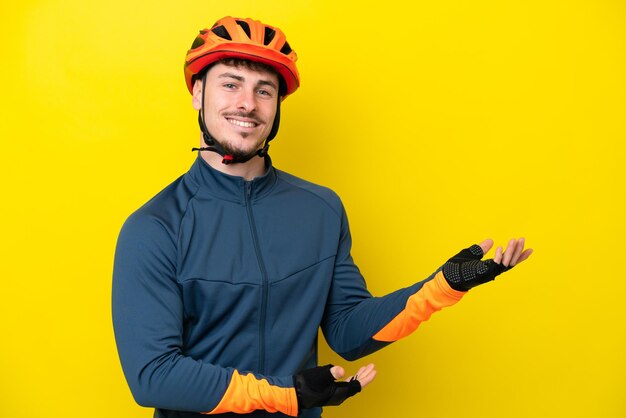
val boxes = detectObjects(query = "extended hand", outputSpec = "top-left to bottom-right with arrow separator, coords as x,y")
293,363 -> 376,410
443,238 -> 533,291
484,238 -> 533,268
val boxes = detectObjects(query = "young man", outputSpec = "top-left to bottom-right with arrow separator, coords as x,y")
112,16 -> 532,418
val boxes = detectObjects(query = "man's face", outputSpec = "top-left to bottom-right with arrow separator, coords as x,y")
193,63 -> 280,159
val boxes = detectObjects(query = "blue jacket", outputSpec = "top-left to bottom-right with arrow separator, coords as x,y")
112,156 -> 465,417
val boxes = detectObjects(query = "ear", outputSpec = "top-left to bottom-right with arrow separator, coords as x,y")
192,79 -> 203,111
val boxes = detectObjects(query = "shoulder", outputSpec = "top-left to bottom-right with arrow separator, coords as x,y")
274,169 -> 344,217
119,174 -> 199,246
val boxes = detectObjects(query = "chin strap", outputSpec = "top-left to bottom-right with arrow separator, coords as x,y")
191,73 -> 281,165
191,112 -> 271,165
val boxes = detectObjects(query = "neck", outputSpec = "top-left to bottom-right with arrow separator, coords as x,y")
199,149 -> 267,181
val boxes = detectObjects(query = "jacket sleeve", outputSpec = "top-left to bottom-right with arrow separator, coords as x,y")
320,206 -> 467,361
112,213 -> 298,416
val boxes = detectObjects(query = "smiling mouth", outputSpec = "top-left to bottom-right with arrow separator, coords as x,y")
227,118 -> 259,128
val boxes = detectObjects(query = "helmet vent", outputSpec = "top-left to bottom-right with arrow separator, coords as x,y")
263,27 -> 276,45
280,42 -> 292,55
211,25 -> 232,40
236,20 -> 251,38
191,36 -> 205,49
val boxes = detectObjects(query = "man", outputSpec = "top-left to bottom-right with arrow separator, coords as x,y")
112,16 -> 532,418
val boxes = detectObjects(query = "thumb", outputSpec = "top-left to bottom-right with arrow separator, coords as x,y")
478,239 -> 494,256
330,366 -> 345,380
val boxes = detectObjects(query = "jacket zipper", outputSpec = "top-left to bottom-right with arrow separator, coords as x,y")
245,181 -> 269,374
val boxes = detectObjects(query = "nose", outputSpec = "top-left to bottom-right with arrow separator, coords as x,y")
236,88 -> 257,112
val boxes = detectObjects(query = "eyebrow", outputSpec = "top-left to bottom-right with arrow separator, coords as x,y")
218,72 -> 278,90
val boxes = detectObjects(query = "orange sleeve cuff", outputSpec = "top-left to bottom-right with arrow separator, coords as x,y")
372,271 -> 466,342
203,370 -> 298,416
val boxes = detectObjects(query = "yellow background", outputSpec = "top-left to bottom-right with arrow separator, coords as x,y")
1,1 -> 625,417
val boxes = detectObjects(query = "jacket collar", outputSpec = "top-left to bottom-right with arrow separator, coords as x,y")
188,154 -> 277,203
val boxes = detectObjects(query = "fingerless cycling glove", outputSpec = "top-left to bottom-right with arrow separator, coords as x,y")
442,244 -> 511,291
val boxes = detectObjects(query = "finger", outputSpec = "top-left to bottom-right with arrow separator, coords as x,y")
516,248 -> 533,264
478,239 -> 494,256
351,364 -> 376,389
358,369 -> 376,389
346,364 -> 374,383
355,363 -> 376,380
502,238 -> 516,266
494,246 -> 503,264
509,237 -> 526,266
330,366 -> 345,380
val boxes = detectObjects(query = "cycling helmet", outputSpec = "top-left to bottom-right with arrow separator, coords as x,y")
185,17 -> 300,164
185,16 -> 300,97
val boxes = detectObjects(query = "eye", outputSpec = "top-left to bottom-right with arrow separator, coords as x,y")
223,83 -> 237,89
257,89 -> 274,98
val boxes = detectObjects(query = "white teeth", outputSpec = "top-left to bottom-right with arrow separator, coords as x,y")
228,119 -> 257,128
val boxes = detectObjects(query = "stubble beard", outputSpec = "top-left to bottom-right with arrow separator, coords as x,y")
213,131 -> 266,161
216,111 -> 270,160
203,109 -> 273,160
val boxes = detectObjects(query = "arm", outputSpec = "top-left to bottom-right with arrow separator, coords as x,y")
112,213 -> 298,415
321,207 -> 532,361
